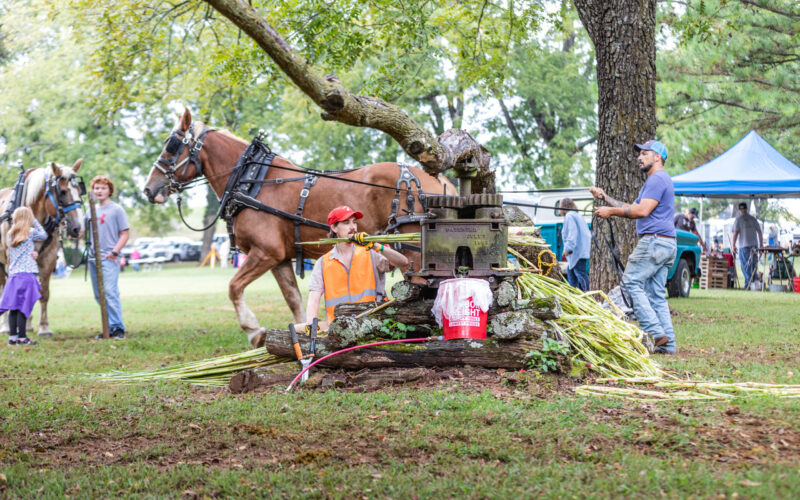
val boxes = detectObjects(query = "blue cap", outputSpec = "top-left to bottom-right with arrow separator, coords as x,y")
634,140 -> 668,161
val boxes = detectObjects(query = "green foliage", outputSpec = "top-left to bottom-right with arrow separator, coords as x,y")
525,337 -> 569,373
379,318 -> 416,340
483,11 -> 597,189
0,0 -> 175,232
658,0 -> 800,172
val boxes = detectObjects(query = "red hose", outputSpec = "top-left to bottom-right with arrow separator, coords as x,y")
286,337 -> 438,391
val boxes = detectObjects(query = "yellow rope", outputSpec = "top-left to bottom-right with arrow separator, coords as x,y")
537,248 -> 558,276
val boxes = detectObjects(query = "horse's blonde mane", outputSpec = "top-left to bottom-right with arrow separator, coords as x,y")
179,116 -> 248,146
23,164 -> 76,206
23,168 -> 47,206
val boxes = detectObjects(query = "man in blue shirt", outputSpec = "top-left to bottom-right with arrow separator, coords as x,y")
589,140 -> 677,354
559,198 -> 591,291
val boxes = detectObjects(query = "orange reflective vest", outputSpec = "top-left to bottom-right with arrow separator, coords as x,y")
322,246 -> 380,323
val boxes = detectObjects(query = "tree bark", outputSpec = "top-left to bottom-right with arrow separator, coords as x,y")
203,0 -> 490,179
573,0 -> 658,291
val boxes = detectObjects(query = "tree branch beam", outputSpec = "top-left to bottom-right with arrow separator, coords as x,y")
203,0 -> 494,177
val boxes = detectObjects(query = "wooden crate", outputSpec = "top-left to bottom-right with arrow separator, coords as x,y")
699,256 -> 729,290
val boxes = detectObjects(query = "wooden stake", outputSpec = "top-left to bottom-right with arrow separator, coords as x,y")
88,193 -> 109,339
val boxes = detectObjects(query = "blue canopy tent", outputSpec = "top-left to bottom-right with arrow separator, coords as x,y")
672,130 -> 800,198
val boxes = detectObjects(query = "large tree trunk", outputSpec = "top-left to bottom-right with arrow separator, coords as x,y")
203,0 -> 490,181
573,0 -> 657,291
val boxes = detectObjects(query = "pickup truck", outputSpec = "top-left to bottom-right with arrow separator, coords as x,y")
507,188 -> 702,297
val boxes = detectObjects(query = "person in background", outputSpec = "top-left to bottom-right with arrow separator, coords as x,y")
305,206 -> 409,331
674,207 -> 708,253
767,225 -> 778,264
559,198 -> 591,291
130,248 -> 141,272
219,236 -> 231,269
590,139 -> 677,354
732,202 -> 762,290
768,225 -> 777,247
0,207 -> 47,346
87,176 -> 130,339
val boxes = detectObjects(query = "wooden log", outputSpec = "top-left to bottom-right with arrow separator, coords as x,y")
229,366 -> 295,394
390,280 -> 423,302
260,328 -> 544,370
490,312 -> 546,340
327,316 -> 384,348
494,279 -> 517,307
336,299 -> 435,325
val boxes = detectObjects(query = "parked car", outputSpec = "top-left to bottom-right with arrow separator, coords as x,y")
144,242 -> 172,260
169,241 -> 202,262
506,188 -> 702,298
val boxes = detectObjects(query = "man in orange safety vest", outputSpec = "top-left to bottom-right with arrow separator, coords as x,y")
306,206 -> 410,329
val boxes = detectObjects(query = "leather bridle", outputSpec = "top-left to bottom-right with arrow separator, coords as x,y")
153,123 -> 213,194
45,173 -> 84,226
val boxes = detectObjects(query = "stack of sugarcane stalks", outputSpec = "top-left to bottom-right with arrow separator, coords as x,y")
516,272 -> 662,378
509,247 -> 800,401
576,378 -> 800,402
89,348 -> 290,387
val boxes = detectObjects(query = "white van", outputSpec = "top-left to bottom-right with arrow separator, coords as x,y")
506,188 -> 594,225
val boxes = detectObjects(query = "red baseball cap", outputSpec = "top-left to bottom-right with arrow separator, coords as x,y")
327,206 -> 363,226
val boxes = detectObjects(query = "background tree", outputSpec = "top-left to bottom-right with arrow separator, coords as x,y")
658,0 -> 800,172
484,7 -> 597,189
0,0 -> 176,233
573,0 -> 657,291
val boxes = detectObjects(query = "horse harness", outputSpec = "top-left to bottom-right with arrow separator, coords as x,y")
0,168 -> 84,254
153,123 -> 213,195
165,130 -> 429,277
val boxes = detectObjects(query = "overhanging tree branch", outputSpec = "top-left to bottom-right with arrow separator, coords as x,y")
738,0 -> 799,20
202,0 -> 490,177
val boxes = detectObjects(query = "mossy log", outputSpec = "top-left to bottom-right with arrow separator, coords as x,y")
259,328 -> 544,370
335,300 -> 435,325
333,295 -> 562,326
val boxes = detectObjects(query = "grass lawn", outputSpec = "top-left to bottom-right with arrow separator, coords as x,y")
1,265 -> 800,498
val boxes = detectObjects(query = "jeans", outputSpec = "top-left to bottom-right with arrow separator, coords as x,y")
567,258 -> 589,291
89,258 -> 125,332
621,236 -> 677,354
739,246 -> 757,289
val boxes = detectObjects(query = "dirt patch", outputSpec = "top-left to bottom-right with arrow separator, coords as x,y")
590,404 -> 800,465
243,365 -> 583,398
1,368 -> 581,472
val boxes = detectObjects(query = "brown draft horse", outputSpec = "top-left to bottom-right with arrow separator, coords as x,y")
144,109 -> 455,346
0,160 -> 85,336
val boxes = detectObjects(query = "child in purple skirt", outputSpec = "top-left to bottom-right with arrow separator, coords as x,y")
1,207 -> 46,346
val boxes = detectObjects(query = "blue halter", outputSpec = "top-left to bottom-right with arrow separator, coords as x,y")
45,174 -> 83,224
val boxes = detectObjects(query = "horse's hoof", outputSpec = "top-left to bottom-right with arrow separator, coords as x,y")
250,331 -> 267,349
37,331 -> 54,338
